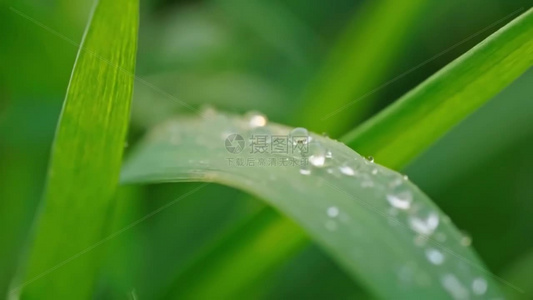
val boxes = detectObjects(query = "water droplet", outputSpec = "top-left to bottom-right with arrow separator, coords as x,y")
201,105 -> 217,118
409,211 -> 439,235
308,141 -> 326,167
246,111 -> 267,128
403,175 -> 409,180
325,150 -> 333,158
300,164 -> 311,175
327,206 -> 339,218
441,274 -> 469,300
460,232 -> 472,246
425,248 -> 444,265
472,278 -> 487,295
339,165 -> 355,176
300,167 -> 311,175
387,190 -> 413,210
367,156 -> 374,163
290,127 -> 309,145
371,168 -> 378,175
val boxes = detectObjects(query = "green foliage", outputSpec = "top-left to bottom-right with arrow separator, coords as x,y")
299,0 -> 427,136
121,112 -> 503,298
141,9 -> 533,298
14,0 -> 138,298
343,8 -> 533,169
2,0 -> 532,299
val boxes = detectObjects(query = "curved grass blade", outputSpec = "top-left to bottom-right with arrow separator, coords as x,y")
122,112 -> 503,299
14,0 -> 139,298
342,7 -> 533,170
156,9 -> 533,298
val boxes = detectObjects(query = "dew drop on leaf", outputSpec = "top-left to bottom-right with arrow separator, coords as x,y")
339,165 -> 355,176
472,278 -> 488,295
386,190 -> 413,210
246,111 -> 267,128
460,232 -> 472,247
425,248 -> 444,265
308,141 -> 327,167
289,127 -> 309,145
327,206 -> 339,218
409,211 -> 439,235
441,274 -> 469,300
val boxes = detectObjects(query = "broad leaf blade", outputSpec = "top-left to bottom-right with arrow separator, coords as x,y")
122,113 -> 503,299
16,0 -> 139,298
342,7 -> 533,169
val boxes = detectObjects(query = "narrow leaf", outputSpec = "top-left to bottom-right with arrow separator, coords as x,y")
342,8 -> 533,169
15,0 -> 138,298
122,112 -> 503,299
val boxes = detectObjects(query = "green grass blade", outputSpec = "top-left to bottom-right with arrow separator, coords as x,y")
342,8 -> 533,170
156,9 -> 533,298
298,0 -> 426,137
15,0 -> 138,298
122,112 -> 504,299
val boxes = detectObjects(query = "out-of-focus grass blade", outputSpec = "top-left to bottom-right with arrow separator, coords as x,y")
342,8 -> 533,170
14,0 -> 138,298
298,0 -> 426,137
122,112 -> 503,299
163,208 -> 308,299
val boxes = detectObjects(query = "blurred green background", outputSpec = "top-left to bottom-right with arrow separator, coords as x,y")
1,0 -> 532,298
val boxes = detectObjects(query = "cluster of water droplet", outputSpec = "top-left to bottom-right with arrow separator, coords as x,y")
230,114 -> 489,298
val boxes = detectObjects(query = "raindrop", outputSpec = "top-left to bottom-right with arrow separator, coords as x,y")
472,278 -> 488,295
325,150 -> 333,159
460,232 -> 472,247
327,206 -> 339,218
308,141 -> 326,167
300,164 -> 311,175
339,165 -> 355,176
409,211 -> 439,235
403,175 -> 409,180
300,168 -> 311,175
371,168 -> 378,175
246,111 -> 267,128
425,248 -> 444,265
290,127 -> 309,145
201,105 -> 217,118
367,156 -> 374,163
441,274 -> 469,300
387,190 -> 412,210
